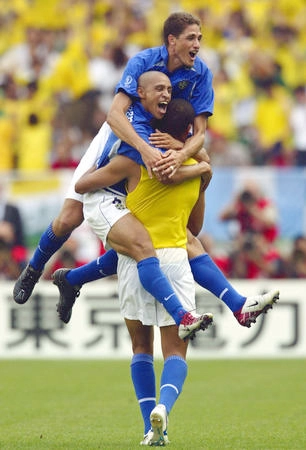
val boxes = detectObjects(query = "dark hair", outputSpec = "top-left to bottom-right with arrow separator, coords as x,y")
152,98 -> 195,141
239,190 -> 255,203
163,12 -> 201,45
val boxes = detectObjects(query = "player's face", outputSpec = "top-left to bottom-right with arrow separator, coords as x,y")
141,77 -> 172,119
168,24 -> 202,70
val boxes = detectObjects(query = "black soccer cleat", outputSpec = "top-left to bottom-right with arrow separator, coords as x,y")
52,268 -> 81,324
13,264 -> 42,304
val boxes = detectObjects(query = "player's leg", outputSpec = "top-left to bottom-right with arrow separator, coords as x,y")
149,325 -> 188,446
13,122 -> 112,304
108,214 -> 212,330
13,199 -> 84,304
124,318 -> 157,444
53,194 -> 210,332
187,230 -> 279,327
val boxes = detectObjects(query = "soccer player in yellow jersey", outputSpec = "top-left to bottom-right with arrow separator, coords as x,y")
75,74 -> 212,446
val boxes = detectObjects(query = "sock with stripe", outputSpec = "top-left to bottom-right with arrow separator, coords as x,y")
159,355 -> 187,415
189,253 -> 245,312
131,353 -> 156,435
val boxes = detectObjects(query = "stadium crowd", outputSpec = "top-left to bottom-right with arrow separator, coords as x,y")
0,0 -> 306,280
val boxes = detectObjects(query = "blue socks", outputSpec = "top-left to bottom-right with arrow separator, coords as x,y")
159,356 -> 187,415
137,257 -> 187,325
66,249 -> 118,285
131,354 -> 187,434
29,223 -> 70,271
189,253 -> 245,312
131,353 -> 156,435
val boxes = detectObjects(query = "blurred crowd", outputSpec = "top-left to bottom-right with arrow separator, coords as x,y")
0,0 -> 305,172
0,0 -> 306,280
199,180 -> 306,279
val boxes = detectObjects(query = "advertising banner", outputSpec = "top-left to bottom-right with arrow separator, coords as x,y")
1,279 -> 305,359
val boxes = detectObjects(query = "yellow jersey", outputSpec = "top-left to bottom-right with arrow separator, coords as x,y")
126,159 -> 200,249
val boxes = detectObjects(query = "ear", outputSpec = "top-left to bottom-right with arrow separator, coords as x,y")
137,86 -> 145,99
168,34 -> 176,46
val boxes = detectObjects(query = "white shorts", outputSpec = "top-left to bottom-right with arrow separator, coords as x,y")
83,189 -> 130,248
65,122 -> 112,202
117,248 -> 196,327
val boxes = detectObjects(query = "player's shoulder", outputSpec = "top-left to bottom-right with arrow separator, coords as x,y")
130,46 -> 164,63
193,55 -> 212,76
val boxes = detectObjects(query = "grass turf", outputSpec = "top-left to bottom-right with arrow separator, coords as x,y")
0,359 -> 305,449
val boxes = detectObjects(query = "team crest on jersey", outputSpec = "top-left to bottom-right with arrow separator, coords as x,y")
124,75 -> 133,88
112,197 -> 126,210
178,80 -> 189,90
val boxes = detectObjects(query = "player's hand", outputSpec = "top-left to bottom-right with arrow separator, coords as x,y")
140,143 -> 163,178
153,149 -> 186,178
200,162 -> 213,191
149,130 -> 183,150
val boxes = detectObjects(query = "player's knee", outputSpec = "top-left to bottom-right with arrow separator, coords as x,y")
129,238 -> 155,260
53,206 -> 84,236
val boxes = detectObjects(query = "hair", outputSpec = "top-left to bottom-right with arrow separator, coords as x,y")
152,98 -> 195,141
163,12 -> 201,45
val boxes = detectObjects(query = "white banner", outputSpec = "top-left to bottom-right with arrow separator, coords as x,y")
0,279 -> 305,359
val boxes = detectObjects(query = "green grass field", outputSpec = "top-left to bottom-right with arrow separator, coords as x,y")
1,359 -> 305,450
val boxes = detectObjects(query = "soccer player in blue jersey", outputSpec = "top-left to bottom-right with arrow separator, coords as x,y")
13,11 -> 212,305
13,11 -> 279,331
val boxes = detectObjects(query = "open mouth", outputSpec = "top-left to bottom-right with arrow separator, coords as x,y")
158,101 -> 168,114
189,51 -> 197,60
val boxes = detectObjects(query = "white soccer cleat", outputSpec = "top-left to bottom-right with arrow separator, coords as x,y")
149,404 -> 169,446
234,289 -> 279,327
178,311 -> 213,341
140,429 -> 169,446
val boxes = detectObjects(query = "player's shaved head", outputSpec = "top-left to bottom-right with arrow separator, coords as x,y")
138,71 -> 170,89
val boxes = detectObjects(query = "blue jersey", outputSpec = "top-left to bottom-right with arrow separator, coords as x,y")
117,102 -> 160,165
95,102 -> 153,193
95,129 -> 126,195
116,46 -> 214,117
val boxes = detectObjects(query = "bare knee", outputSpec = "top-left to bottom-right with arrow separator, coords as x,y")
52,199 -> 84,237
125,320 -> 153,355
187,230 -> 206,259
160,325 -> 188,359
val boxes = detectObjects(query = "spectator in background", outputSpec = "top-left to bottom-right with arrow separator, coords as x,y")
286,235 -> 306,278
0,221 -> 26,279
227,232 -> 285,279
290,85 -> 306,166
88,42 -> 128,113
207,131 -> 252,167
0,183 -> 26,249
51,132 -> 79,170
16,113 -> 52,171
42,236 -> 88,280
219,181 -> 279,244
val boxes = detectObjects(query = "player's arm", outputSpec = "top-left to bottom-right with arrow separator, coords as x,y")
153,113 -> 208,176
187,189 -> 205,237
155,147 -> 212,190
106,92 -> 162,177
75,156 -> 137,194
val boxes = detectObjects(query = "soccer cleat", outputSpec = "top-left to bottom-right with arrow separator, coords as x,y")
149,404 -> 169,446
178,311 -> 213,341
52,269 -> 81,324
140,430 -> 169,446
234,289 -> 280,327
13,264 -> 42,304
